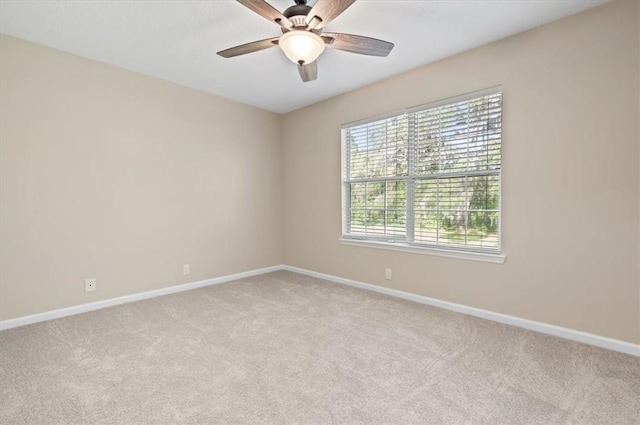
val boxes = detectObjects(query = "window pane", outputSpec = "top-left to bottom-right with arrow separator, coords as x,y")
386,181 -> 406,209
346,115 -> 408,179
350,182 -> 364,208
413,175 -> 499,249
346,181 -> 406,238
467,211 -> 499,249
468,175 -> 500,211
386,180 -> 406,237
413,92 -> 502,176
386,210 -> 406,237
415,210 -> 438,244
365,182 -> 385,209
350,209 -> 366,234
365,209 -> 385,235
437,208 -> 468,247
414,180 -> 437,210
438,177 -> 466,212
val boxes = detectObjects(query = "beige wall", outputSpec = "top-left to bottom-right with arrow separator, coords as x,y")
0,35 -> 283,320
282,0 -> 640,343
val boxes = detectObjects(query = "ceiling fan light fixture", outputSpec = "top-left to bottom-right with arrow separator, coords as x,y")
279,30 -> 325,65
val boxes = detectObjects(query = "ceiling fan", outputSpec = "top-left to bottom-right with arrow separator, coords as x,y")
217,0 -> 394,82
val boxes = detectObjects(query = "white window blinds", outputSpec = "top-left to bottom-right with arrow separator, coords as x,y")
342,87 -> 502,253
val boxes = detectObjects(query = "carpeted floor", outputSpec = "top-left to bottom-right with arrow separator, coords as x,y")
1,271 -> 639,424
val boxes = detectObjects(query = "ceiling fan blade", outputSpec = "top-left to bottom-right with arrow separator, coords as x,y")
298,61 -> 318,82
306,0 -> 356,30
236,0 -> 293,29
217,37 -> 279,58
322,32 -> 394,57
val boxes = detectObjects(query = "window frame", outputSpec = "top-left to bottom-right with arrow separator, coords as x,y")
340,87 -> 504,263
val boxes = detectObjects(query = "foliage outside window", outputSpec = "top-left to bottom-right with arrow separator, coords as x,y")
342,87 -> 502,253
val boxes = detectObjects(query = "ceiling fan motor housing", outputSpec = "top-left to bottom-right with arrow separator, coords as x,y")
283,3 -> 312,28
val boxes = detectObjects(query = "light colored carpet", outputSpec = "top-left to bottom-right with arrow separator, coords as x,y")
0,270 -> 638,424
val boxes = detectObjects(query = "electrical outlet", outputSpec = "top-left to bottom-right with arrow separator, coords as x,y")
85,278 -> 97,292
183,264 -> 190,275
385,268 -> 392,280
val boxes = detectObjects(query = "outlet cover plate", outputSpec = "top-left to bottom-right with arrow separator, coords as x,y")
85,278 -> 97,292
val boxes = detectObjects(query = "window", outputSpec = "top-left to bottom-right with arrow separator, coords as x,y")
341,87 -> 502,259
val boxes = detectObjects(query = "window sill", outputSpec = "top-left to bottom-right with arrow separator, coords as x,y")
339,238 -> 506,264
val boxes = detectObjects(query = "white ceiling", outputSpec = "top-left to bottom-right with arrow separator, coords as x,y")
0,0 -> 606,114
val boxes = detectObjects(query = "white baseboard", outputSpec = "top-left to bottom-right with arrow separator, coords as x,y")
0,265 -> 283,331
2,263 -> 638,357
282,265 -> 640,357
